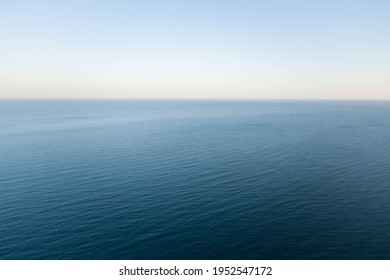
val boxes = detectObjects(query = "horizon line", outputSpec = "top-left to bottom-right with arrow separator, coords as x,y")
1,97 -> 390,102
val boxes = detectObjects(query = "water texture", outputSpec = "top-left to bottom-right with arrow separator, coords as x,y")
1,100 -> 390,259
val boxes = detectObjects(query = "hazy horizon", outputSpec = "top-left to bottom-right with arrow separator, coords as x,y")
1,0 -> 389,100
2,97 -> 390,101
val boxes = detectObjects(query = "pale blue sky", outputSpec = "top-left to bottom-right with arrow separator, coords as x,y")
1,0 -> 389,99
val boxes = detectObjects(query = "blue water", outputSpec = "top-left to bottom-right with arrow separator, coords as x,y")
1,100 -> 390,259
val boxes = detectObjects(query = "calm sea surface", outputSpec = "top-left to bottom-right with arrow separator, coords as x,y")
1,100 -> 390,259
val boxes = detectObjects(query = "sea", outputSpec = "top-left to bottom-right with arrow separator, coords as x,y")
1,99 -> 390,259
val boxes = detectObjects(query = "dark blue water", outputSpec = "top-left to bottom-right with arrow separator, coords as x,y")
1,100 -> 390,259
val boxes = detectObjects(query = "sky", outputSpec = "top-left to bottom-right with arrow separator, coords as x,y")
1,0 -> 389,99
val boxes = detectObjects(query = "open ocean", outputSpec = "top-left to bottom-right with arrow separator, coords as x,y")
1,100 -> 390,260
